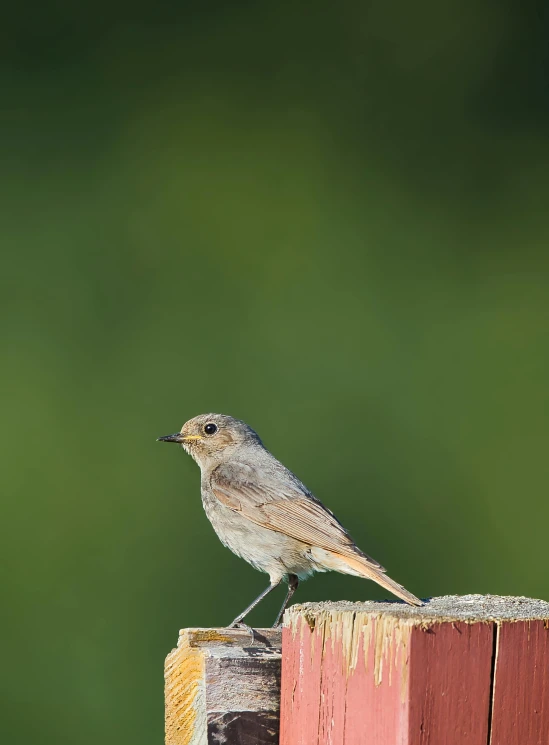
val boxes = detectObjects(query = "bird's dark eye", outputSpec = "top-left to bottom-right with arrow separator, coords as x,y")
204,422 -> 218,436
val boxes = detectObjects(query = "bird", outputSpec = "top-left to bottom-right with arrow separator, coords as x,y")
158,413 -> 422,627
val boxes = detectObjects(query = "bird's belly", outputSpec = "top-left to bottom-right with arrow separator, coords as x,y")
201,492 -> 314,581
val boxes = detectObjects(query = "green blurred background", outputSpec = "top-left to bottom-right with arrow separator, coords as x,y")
2,1 -> 549,742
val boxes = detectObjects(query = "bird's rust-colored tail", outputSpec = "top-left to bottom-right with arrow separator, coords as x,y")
327,551 -> 423,606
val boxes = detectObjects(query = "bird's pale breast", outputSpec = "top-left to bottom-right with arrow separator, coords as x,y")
200,482 -> 318,583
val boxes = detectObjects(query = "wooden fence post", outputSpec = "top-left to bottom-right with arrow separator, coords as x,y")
280,595 -> 549,745
165,627 -> 281,745
165,597 -> 549,744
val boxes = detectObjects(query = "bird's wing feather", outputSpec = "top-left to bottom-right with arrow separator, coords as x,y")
210,462 -> 385,571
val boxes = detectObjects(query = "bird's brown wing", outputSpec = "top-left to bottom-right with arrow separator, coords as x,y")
210,462 -> 385,571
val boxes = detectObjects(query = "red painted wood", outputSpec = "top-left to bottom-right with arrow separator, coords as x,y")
342,617 -> 411,744
280,621 -> 323,745
490,620 -> 549,745
280,616 -> 495,745
281,617 -> 355,744
317,619 -> 349,745
407,621 -> 494,745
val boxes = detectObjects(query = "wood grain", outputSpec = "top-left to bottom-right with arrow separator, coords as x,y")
490,620 -> 549,745
407,620 -> 493,744
165,628 -> 281,745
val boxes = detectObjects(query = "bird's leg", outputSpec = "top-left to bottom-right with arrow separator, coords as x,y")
229,581 -> 280,627
272,574 -> 299,627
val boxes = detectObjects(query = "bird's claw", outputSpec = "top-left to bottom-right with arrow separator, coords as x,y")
228,621 -> 256,646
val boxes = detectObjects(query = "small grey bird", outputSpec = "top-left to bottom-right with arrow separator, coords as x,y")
158,413 -> 422,627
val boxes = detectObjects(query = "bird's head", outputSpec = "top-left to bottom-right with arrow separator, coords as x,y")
157,413 -> 262,467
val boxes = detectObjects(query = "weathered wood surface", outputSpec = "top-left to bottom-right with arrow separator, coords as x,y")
280,595 -> 549,745
165,627 -> 281,745
490,619 -> 549,745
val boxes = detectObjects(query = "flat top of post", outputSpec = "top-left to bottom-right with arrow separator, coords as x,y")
285,594 -> 549,624
176,627 -> 282,658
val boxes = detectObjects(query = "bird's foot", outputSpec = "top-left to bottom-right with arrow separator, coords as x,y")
228,621 -> 256,646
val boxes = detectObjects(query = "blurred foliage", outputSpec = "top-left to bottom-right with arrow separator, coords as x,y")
2,1 -> 549,743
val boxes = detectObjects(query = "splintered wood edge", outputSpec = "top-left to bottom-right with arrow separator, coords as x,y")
285,606 -> 415,689
285,594 -> 549,630
283,595 -> 549,688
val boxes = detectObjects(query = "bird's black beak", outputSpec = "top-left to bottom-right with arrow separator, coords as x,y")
157,433 -> 184,443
